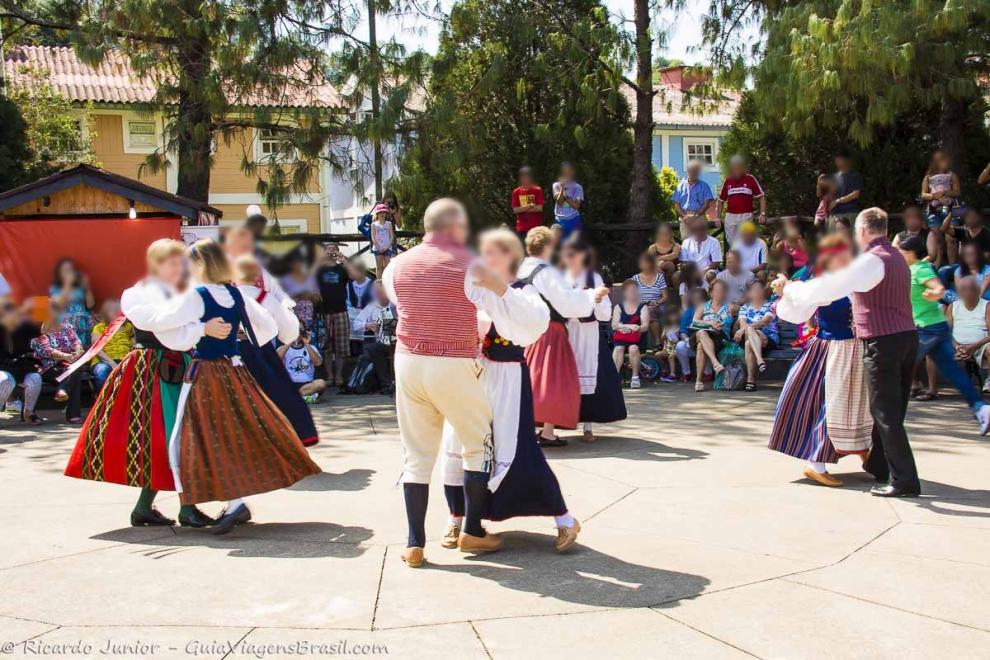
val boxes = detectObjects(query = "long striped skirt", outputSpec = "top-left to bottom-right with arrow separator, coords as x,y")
169,358 -> 321,504
65,348 -> 186,491
768,337 -> 872,463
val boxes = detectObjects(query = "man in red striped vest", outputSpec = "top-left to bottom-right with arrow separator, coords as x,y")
383,198 -> 508,567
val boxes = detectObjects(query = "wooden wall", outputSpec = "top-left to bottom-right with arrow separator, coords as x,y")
90,115 -> 167,188
0,183 -> 167,218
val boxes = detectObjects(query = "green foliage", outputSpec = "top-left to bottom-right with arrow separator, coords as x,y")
394,0 -> 634,234
654,165 -> 679,223
720,93 -> 990,215
0,68 -> 100,191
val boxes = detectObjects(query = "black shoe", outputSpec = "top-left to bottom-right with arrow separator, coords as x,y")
210,503 -> 252,535
538,435 -> 568,448
870,484 -> 921,498
178,507 -> 216,528
130,507 -> 176,527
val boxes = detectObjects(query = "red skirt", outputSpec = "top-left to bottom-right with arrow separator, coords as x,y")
524,321 -> 580,429
65,348 -> 178,491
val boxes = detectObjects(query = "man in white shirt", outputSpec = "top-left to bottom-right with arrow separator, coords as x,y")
680,216 -> 723,277
715,250 -> 756,307
731,222 -> 769,277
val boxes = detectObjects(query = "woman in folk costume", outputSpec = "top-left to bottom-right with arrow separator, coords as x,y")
232,254 -> 319,447
160,240 -> 321,534
768,234 -> 873,487
517,226 -> 610,447
65,240 -> 231,528
560,236 -> 626,442
440,229 -> 582,553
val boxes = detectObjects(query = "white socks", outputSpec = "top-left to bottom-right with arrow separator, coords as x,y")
555,513 -> 575,528
808,461 -> 826,474
448,514 -> 463,528
583,422 -> 593,432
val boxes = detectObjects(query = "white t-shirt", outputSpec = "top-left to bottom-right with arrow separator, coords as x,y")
282,344 -> 316,384
731,238 -> 768,272
681,236 -> 723,270
716,269 -> 756,304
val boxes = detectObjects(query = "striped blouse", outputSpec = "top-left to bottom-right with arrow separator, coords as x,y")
633,272 -> 667,304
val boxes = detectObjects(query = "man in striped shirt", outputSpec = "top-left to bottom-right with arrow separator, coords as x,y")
383,198 -> 514,566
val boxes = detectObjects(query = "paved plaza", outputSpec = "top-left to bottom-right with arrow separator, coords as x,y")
1,384 -> 989,659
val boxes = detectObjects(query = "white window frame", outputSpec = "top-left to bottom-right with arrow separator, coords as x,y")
254,127 -> 297,163
684,138 -> 719,171
123,117 -> 161,154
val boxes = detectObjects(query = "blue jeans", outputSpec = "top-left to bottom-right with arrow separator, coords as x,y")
917,322 -> 984,412
92,361 -> 113,389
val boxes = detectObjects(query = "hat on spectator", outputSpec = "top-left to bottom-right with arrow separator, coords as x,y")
740,221 -> 757,235
372,203 -> 391,215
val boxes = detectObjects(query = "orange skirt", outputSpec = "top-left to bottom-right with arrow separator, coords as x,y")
175,359 -> 321,504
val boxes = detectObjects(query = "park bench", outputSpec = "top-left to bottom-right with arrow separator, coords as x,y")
765,320 -> 802,364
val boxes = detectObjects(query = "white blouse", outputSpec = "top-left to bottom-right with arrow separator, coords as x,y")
477,283 -> 550,348
564,269 -> 612,321
237,284 -> 300,345
120,278 -> 205,352
517,257 -> 597,319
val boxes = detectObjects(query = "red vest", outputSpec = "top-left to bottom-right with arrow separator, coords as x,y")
389,232 -> 479,358
851,238 -> 916,339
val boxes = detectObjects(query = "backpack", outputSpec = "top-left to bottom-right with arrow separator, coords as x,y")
356,212 -> 373,238
714,343 -> 745,391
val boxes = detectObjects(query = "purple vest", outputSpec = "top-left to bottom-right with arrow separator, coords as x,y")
851,238 -> 915,339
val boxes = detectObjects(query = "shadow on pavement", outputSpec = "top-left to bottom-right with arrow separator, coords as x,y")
544,436 -> 708,463
288,468 -> 375,492
92,521 -> 375,559
429,531 -> 710,609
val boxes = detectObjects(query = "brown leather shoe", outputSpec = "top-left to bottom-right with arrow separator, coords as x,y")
582,430 -> 596,443
441,523 -> 461,549
556,519 -> 581,552
401,547 -> 425,567
458,531 -> 503,553
803,467 -> 842,487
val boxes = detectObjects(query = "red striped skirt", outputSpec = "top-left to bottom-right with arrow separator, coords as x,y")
65,348 -> 177,491
524,321 -> 580,430
175,360 -> 321,504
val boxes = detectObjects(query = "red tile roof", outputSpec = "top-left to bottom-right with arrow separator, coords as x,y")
4,45 -> 344,109
621,81 -> 739,129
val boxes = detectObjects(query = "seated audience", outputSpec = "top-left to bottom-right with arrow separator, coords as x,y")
940,209 -> 990,289
947,276 -> 990,392
90,299 -> 133,390
49,258 -> 96,348
677,262 -> 708,308
732,222 -> 769,278
349,281 -> 397,393
632,252 -> 668,345
658,307 -> 686,383
680,216 -> 723,280
277,328 -> 328,403
646,222 -> 680,281
734,280 -> 779,391
772,218 -> 809,275
674,288 -> 708,383
611,279 -> 649,389
690,279 -> 733,392
31,299 -> 84,423
346,262 -> 376,350
944,243 -> 990,302
0,301 -> 43,424
715,250 -> 756,308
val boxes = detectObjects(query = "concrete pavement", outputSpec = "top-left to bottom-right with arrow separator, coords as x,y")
1,384 -> 989,659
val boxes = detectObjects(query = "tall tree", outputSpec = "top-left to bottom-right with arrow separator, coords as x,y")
396,0 -> 634,262
628,0 -> 655,232
2,0 -> 425,206
698,0 -> 990,178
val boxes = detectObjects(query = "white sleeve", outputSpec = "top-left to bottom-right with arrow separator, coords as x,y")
154,322 -> 205,352
262,294 -> 300,344
532,267 -> 596,318
123,286 -> 205,333
780,252 -> 884,316
243,295 -> 279,346
592,273 -> 612,321
352,305 -> 376,334
478,284 -> 550,348
262,269 -> 293,308
382,263 -> 397,304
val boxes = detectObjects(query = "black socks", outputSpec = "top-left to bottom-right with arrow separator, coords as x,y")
463,471 -> 491,538
403,483 -> 429,548
444,485 -> 465,517
132,487 -> 157,514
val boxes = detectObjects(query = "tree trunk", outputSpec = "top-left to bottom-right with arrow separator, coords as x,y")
175,45 -> 213,203
368,0 -> 384,202
626,0 -> 654,265
938,96 -> 966,183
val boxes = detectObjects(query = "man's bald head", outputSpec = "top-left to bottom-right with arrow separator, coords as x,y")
423,198 -> 470,245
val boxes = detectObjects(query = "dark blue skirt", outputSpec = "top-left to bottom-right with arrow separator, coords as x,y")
487,364 -> 568,520
238,340 -> 319,447
579,327 -> 627,423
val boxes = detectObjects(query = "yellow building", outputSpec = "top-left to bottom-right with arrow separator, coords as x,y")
3,45 -> 397,238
